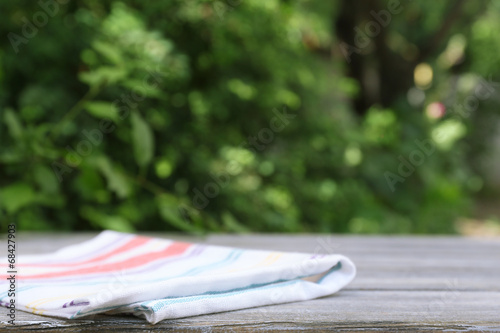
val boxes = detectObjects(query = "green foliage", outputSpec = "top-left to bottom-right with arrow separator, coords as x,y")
1,0 -> 496,234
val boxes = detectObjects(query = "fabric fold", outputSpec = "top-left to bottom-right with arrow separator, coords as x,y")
0,231 -> 356,323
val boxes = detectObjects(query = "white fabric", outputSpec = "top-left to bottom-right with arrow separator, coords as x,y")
0,231 -> 356,324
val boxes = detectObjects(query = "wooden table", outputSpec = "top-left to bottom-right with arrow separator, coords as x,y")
1,233 -> 499,332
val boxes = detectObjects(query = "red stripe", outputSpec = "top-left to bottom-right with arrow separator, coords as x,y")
17,242 -> 192,280
23,236 -> 151,267
77,236 -> 151,265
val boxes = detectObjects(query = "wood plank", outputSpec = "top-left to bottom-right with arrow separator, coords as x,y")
205,235 -> 500,291
1,233 -> 499,331
1,291 -> 499,331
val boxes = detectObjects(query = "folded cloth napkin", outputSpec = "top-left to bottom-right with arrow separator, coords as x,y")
1,231 -> 356,324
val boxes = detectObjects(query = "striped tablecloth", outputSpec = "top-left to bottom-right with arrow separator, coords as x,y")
0,231 -> 356,324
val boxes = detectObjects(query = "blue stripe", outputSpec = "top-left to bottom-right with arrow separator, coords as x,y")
150,279 -> 300,312
150,262 -> 344,312
73,277 -> 296,317
141,249 -> 244,307
177,249 -> 244,277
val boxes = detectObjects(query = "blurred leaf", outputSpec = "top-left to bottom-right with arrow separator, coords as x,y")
157,194 -> 202,233
95,156 -> 132,199
35,193 -> 65,208
33,164 -> 59,194
17,209 -> 53,231
0,151 -> 23,164
3,108 -> 23,140
348,217 -> 380,234
121,79 -> 162,98
131,111 -> 154,168
79,66 -> 128,87
80,206 -> 134,232
84,101 -> 120,122
74,165 -> 110,203
0,183 -> 36,214
432,119 -> 467,151
93,40 -> 123,65
222,211 -> 250,232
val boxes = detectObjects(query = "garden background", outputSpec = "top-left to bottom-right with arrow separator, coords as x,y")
1,0 -> 500,234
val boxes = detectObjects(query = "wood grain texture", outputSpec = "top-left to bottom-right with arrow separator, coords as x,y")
1,233 -> 499,332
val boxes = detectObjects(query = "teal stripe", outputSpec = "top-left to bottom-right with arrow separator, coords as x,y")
150,262 -> 343,313
73,276 -> 294,317
150,279 -> 299,312
0,285 -> 35,300
317,262 -> 342,284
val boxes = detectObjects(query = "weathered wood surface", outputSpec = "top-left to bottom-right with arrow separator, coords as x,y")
1,233 -> 499,332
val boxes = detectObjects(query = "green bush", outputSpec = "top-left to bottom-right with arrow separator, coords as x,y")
2,0 -> 493,234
